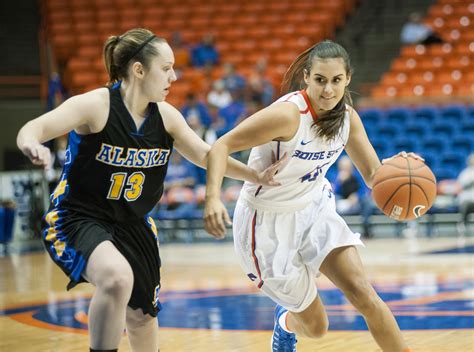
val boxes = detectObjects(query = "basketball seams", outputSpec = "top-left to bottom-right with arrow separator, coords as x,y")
381,162 -> 426,171
411,183 -> 430,205
373,156 -> 437,221
373,175 -> 436,186
381,183 -> 407,212
406,157 -> 412,220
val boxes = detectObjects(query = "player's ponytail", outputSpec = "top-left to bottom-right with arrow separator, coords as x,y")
281,40 -> 354,141
103,28 -> 166,86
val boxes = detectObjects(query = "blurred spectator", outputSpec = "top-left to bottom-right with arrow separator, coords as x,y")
400,12 -> 443,45
221,63 -> 246,95
191,34 -> 219,67
457,153 -> 474,236
216,91 -> 247,136
182,93 -> 212,127
207,79 -> 233,109
46,72 -> 67,111
187,114 -> 217,185
170,31 -> 190,76
165,152 -> 198,191
164,152 -> 198,211
334,156 -> 361,215
248,59 -> 274,107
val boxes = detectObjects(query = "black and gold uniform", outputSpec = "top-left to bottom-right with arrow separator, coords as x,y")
43,82 -> 173,316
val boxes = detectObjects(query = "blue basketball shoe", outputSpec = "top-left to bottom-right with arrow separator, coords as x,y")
271,304 -> 297,352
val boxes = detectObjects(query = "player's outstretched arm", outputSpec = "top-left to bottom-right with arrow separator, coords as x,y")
17,89 -> 109,168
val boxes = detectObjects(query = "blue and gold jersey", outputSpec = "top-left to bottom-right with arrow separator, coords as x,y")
50,84 -> 174,222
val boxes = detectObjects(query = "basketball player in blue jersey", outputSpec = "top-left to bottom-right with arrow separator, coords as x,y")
16,28 -> 280,352
204,41 -> 414,352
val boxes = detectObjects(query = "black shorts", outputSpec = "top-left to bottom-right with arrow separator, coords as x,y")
42,208 -> 162,317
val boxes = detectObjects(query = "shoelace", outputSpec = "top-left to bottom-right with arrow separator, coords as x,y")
272,327 -> 297,352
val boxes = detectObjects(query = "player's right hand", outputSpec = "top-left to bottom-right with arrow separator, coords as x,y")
21,142 -> 52,170
204,196 -> 232,240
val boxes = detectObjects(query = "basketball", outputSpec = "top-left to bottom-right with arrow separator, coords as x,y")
372,156 -> 437,221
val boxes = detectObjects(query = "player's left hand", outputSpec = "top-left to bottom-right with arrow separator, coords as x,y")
255,152 -> 289,186
382,151 -> 425,164
204,196 -> 231,240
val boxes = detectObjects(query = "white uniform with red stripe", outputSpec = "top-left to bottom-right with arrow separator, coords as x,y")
233,90 -> 364,312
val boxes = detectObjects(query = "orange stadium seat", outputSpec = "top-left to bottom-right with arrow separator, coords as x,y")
371,85 -> 398,99
400,45 -> 427,57
457,83 -> 474,96
426,83 -> 456,97
381,72 -> 408,86
417,56 -> 444,71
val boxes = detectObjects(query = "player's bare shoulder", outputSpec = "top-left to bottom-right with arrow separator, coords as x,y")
157,100 -> 185,133
69,87 -> 110,134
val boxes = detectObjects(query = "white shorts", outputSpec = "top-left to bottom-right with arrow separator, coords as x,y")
233,184 -> 364,313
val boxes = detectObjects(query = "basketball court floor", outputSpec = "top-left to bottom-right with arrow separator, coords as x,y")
1,236 -> 473,351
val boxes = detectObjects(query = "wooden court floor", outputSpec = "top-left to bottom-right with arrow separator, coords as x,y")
1,237 -> 473,351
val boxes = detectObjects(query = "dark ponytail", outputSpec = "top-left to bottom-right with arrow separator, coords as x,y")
102,28 -> 166,86
281,40 -> 354,141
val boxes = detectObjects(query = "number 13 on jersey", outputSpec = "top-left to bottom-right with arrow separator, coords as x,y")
107,172 -> 145,201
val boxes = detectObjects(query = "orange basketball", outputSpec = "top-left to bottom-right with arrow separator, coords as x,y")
372,156 -> 437,221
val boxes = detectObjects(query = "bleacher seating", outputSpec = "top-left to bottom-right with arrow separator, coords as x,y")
40,0 -> 357,105
359,104 -> 474,181
371,0 -> 474,100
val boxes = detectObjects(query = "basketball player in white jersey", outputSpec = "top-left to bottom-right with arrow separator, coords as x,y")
204,41 -> 413,352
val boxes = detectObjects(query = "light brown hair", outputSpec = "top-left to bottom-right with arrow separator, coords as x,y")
103,28 -> 166,86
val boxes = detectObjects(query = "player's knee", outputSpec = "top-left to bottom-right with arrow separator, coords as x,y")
304,317 -> 329,339
126,311 -> 155,332
99,266 -> 133,299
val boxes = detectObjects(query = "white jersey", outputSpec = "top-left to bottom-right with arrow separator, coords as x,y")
240,90 -> 350,212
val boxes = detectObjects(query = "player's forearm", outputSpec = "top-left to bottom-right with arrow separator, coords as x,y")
224,156 -> 258,183
17,121 -> 43,150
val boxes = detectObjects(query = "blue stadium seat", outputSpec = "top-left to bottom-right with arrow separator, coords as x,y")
405,122 -> 426,139
420,151 -> 438,170
421,136 -> 448,154
439,105 -> 466,124
392,136 -> 420,153
439,151 -> 466,176
386,107 -> 410,125
359,108 -> 383,126
465,105 -> 474,120
431,121 -> 457,139
451,136 -> 474,156
377,123 -> 399,140
412,106 -> 439,125
370,137 -> 390,158
432,167 -> 458,181
461,120 -> 474,136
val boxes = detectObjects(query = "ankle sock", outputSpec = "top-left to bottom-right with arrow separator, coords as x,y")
278,311 -> 292,333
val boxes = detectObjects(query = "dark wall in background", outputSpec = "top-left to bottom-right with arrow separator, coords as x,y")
0,100 -> 44,171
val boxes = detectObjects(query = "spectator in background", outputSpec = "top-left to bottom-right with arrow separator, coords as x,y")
400,12 -> 443,45
191,33 -> 219,67
181,93 -> 212,127
221,63 -> 246,95
334,156 -> 361,215
216,91 -> 246,136
164,152 -> 198,211
169,31 -> 190,76
187,113 -> 217,185
46,72 -> 67,111
207,79 -> 232,109
457,153 -> 474,237
248,58 -> 275,107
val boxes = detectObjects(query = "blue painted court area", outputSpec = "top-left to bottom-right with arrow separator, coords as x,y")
427,244 -> 474,254
2,280 -> 473,332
